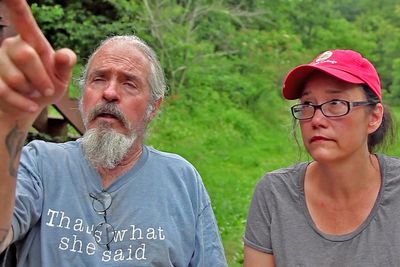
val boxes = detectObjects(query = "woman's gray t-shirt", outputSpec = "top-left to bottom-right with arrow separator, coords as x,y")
244,154 -> 400,266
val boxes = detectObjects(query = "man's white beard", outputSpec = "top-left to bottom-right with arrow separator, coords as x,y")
81,123 -> 136,169
80,102 -> 147,170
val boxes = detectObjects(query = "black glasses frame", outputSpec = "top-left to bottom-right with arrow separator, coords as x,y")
89,191 -> 115,250
291,99 -> 378,120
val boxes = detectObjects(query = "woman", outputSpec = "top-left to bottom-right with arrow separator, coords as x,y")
244,50 -> 398,266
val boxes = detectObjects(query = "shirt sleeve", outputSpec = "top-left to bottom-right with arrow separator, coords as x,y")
244,176 -> 273,254
190,202 -> 228,267
187,169 -> 228,267
12,142 -> 44,242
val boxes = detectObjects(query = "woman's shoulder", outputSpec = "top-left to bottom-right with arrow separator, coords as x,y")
378,153 -> 400,166
256,161 -> 309,191
378,154 -> 400,181
268,161 -> 309,175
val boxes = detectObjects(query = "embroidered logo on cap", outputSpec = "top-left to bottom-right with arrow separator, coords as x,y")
314,51 -> 336,65
315,51 -> 332,62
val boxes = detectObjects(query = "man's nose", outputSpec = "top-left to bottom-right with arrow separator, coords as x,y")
102,81 -> 120,102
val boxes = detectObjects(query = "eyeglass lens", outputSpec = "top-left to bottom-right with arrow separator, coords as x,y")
90,191 -> 112,213
320,100 -> 348,116
89,191 -> 115,249
293,100 -> 349,119
94,221 -> 115,246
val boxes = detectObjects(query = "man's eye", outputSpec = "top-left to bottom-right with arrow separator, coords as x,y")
124,82 -> 138,91
125,82 -> 136,88
92,77 -> 105,82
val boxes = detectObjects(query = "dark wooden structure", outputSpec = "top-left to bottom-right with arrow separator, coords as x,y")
0,2 -> 84,141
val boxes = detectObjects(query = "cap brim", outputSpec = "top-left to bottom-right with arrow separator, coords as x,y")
282,65 -> 365,100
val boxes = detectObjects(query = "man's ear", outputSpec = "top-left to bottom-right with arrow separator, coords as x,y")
148,97 -> 163,121
368,103 -> 384,134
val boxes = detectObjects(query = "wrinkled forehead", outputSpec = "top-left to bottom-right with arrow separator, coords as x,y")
88,40 -> 151,79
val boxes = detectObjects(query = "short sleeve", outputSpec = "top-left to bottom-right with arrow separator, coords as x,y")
191,203 -> 228,267
189,172 -> 227,267
244,177 -> 273,254
12,142 -> 44,242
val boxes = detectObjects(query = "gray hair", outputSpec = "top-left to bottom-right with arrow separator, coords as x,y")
78,35 -> 166,103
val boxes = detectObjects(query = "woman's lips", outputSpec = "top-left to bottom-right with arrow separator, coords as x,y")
310,136 -> 333,143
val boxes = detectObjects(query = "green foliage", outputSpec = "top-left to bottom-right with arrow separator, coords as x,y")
388,58 -> 400,103
29,0 -> 400,265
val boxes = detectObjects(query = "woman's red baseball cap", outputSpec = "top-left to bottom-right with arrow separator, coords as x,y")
282,50 -> 382,100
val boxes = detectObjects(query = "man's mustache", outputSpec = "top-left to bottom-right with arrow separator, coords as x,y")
87,102 -> 130,128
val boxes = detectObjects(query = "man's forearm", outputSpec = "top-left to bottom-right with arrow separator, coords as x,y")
5,123 -> 26,177
0,228 -> 9,244
0,119 -> 32,252
0,227 -> 12,253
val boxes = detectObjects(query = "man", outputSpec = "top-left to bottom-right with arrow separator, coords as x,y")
0,0 -> 227,266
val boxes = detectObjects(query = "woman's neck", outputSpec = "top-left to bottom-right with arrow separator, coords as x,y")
307,152 -> 381,200
304,152 -> 382,235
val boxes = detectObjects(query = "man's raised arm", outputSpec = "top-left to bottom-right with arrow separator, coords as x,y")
0,0 -> 76,252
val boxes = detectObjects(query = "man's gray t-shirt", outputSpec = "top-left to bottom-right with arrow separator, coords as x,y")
244,154 -> 400,266
12,140 -> 227,266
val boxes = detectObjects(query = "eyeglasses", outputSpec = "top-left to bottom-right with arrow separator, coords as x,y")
291,99 -> 378,120
89,191 -> 115,250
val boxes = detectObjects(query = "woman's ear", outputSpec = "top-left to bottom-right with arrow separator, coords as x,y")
368,103 -> 384,134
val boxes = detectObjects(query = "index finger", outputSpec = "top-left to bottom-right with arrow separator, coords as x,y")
3,0 -> 53,56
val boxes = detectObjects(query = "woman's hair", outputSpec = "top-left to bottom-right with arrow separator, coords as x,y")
291,84 -> 396,154
363,85 -> 395,153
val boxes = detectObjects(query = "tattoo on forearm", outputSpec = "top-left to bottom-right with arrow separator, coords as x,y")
0,228 -> 9,243
5,124 -> 25,177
